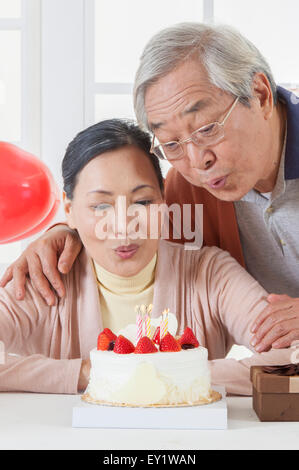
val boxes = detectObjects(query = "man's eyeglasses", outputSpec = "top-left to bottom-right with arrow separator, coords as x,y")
150,96 -> 239,161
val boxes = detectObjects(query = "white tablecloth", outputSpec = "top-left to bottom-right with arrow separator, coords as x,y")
0,393 -> 299,450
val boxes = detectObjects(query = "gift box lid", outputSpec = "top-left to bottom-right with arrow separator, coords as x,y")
250,365 -> 299,394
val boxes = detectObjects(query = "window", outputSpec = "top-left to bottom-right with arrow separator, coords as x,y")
85,0 -> 205,176
0,0 -> 40,271
214,0 -> 299,86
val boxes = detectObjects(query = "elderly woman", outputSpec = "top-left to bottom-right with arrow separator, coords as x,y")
0,119 -> 292,396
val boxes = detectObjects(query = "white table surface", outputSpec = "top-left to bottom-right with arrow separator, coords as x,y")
0,393 -> 299,450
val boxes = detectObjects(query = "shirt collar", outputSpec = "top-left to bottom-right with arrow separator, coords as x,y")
241,126 -> 287,204
93,254 -> 157,295
276,86 -> 299,180
269,133 -> 286,201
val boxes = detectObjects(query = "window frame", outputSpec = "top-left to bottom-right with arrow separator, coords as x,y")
0,0 -> 41,274
84,0 -> 213,126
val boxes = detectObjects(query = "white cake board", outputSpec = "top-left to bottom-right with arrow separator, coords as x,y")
72,387 -> 227,430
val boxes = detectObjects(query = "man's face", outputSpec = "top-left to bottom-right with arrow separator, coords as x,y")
145,59 -> 275,201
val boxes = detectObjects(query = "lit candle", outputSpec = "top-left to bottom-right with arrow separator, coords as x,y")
135,305 -> 143,344
164,308 -> 169,336
147,304 -> 153,338
140,304 -> 147,337
141,304 -> 151,338
160,310 -> 166,339
147,304 -> 153,315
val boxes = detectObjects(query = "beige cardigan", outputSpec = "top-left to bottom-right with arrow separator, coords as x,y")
0,240 -> 292,395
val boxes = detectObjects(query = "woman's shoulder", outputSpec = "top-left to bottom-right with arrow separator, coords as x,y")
159,239 -> 231,262
159,239 -> 244,279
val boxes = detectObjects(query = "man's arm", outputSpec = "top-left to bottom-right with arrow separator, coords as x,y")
210,348 -> 293,396
0,223 -> 82,305
204,248 -> 295,395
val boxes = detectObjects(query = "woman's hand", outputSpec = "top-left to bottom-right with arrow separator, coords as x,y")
78,359 -> 91,392
0,224 -> 83,305
251,294 -> 299,351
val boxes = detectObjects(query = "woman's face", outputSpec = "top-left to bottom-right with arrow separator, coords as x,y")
64,145 -> 164,277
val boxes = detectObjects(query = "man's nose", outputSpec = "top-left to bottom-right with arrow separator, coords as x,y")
185,142 -> 216,170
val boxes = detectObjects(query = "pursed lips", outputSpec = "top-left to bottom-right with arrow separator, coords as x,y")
114,244 -> 140,259
115,244 -> 140,252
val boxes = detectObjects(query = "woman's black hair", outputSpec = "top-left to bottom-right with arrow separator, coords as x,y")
62,118 -> 164,199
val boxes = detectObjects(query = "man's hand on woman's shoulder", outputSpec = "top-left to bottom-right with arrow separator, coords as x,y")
0,224 -> 83,305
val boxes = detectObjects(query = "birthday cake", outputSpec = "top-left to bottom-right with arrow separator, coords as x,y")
83,308 -> 218,407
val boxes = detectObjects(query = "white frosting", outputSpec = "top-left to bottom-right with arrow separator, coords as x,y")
87,346 -> 211,406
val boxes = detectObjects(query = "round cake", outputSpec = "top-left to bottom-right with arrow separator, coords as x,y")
83,310 -> 217,407
86,346 -> 211,406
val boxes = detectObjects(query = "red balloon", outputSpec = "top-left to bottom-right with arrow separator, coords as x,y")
3,196 -> 60,244
0,142 -> 60,244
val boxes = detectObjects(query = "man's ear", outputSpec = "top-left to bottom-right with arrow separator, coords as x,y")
251,72 -> 274,120
63,192 -> 76,229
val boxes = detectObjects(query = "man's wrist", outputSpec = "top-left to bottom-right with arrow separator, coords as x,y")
46,221 -> 69,232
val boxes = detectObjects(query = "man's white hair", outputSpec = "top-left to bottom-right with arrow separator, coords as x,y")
133,22 -> 277,130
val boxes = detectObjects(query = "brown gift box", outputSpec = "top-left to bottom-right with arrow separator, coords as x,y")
250,365 -> 299,421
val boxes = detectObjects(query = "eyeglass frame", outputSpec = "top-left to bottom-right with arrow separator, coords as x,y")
150,95 -> 240,161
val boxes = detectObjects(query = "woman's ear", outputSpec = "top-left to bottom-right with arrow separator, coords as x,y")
63,192 -> 76,229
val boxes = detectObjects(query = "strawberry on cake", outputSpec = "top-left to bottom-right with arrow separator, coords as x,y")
83,310 -> 220,407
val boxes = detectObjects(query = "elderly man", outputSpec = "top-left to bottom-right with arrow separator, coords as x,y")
1,23 -> 299,353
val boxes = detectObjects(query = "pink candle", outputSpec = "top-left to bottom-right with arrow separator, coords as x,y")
136,313 -> 143,344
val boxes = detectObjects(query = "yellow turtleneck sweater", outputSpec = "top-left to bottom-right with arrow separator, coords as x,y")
93,254 -> 157,333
